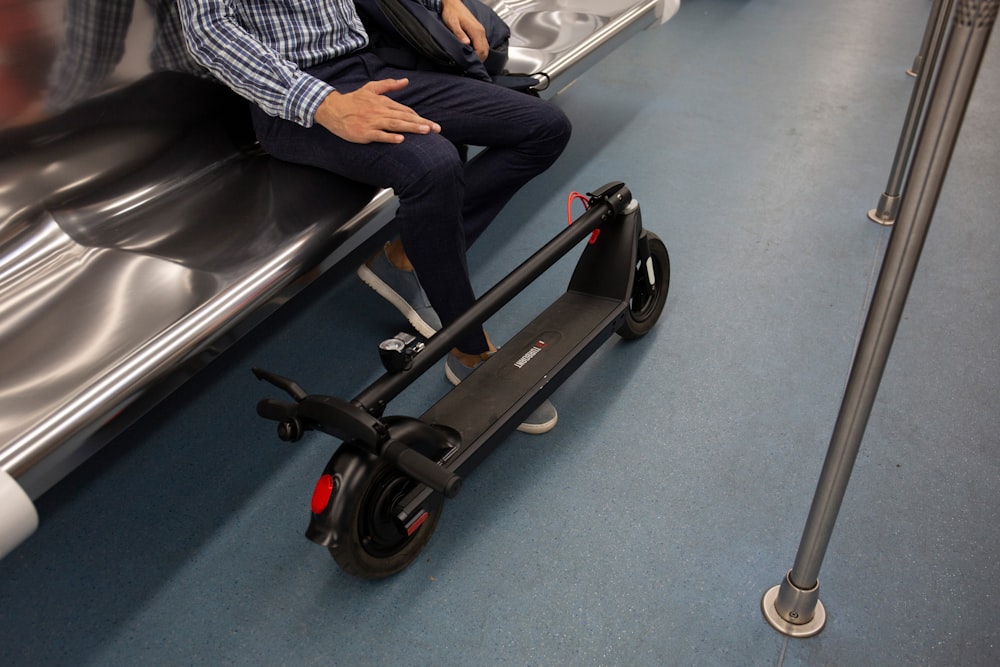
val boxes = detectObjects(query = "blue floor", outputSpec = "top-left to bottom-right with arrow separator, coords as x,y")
2,0 -> 999,664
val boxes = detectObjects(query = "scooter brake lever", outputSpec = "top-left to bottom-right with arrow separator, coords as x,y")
252,367 -> 308,401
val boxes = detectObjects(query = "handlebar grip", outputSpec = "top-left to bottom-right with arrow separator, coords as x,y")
382,441 -> 462,499
257,399 -> 296,422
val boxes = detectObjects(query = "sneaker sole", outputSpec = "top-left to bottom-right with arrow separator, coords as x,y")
515,411 -> 558,435
357,263 -> 437,338
444,361 -> 465,387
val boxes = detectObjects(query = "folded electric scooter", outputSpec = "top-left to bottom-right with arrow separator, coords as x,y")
254,182 -> 670,578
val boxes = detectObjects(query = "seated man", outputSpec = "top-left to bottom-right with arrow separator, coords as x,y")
178,0 -> 571,433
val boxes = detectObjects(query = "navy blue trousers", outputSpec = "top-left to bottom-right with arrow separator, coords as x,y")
250,51 -> 572,354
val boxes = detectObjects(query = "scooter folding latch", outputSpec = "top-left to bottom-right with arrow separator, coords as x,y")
585,182 -> 632,215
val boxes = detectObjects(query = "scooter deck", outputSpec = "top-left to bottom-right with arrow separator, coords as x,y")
420,289 -> 623,475
393,289 -> 624,522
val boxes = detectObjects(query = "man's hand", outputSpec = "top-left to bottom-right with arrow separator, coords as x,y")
441,0 -> 489,61
314,78 -> 441,144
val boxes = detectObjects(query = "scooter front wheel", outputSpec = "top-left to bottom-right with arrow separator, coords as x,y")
618,231 -> 670,339
326,447 -> 443,579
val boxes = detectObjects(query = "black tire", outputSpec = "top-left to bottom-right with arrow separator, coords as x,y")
617,232 -> 670,339
327,448 -> 443,579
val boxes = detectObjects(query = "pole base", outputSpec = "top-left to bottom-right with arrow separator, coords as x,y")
868,192 -> 900,226
867,208 -> 895,226
761,584 -> 827,638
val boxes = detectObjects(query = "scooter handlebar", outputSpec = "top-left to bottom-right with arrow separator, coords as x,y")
257,398 -> 296,422
382,440 -> 462,498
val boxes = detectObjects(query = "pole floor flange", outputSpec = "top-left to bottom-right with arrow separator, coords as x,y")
867,208 -> 895,226
868,189 -> 901,226
761,582 -> 827,638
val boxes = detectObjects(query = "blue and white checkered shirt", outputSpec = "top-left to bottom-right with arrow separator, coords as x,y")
178,0 -> 443,128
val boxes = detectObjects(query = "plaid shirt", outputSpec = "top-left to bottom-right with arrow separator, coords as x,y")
179,0 -> 443,128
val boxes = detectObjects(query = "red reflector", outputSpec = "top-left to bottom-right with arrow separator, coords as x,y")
311,474 -> 335,514
405,510 -> 429,536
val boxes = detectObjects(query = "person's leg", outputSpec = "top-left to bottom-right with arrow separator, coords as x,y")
367,61 -> 571,358
385,66 -> 567,433
251,56 -> 571,356
249,55 -> 490,353
375,60 -> 572,248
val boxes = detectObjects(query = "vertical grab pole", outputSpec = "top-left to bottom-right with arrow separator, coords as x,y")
763,0 -> 997,638
908,0 -> 946,77
868,0 -> 954,226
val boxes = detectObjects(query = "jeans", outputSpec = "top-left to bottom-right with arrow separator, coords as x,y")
249,51 -> 572,354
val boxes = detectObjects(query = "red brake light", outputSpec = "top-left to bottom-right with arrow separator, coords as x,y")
311,474 -> 335,514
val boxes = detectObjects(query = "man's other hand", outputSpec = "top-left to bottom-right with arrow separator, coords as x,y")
441,0 -> 489,61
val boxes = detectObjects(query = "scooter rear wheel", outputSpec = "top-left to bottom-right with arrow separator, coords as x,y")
327,450 -> 443,579
618,232 -> 670,339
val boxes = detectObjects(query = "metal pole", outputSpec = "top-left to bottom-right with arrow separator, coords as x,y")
908,0 -> 946,77
763,0 -> 997,638
868,0 -> 954,226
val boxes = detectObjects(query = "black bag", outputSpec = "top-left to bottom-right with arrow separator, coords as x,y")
355,0 -> 538,91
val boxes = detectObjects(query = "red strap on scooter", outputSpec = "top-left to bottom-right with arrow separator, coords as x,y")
567,191 -> 600,245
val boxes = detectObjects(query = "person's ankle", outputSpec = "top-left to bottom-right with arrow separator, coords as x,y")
450,348 -> 489,368
383,239 -> 414,272
451,331 -> 497,368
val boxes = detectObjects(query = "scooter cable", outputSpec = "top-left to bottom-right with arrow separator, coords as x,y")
567,191 -> 600,245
